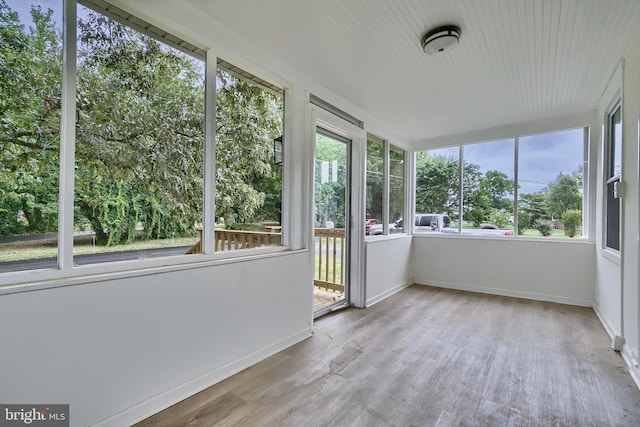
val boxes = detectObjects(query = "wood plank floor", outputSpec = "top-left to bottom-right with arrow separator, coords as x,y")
136,285 -> 640,426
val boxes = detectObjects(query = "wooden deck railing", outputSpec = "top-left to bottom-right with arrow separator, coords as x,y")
314,228 -> 345,293
185,228 -> 281,254
186,227 -> 346,294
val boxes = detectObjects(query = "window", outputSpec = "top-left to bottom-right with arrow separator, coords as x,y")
389,145 -> 405,227
73,3 -> 205,264
415,128 -> 587,238
0,0 -> 63,273
365,135 -> 406,236
0,1 -> 286,281
366,135 -> 384,234
605,103 -> 621,250
215,63 -> 284,250
519,129 -> 584,238
463,139 -> 514,232
415,147 -> 460,233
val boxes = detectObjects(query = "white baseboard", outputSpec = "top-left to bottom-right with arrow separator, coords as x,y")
416,280 -> 593,307
366,279 -> 413,307
621,344 -> 640,391
93,327 -> 312,427
592,302 -> 623,345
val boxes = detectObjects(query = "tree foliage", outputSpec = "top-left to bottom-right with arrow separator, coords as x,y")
314,135 -> 347,228
366,139 -> 384,220
561,209 -> 582,238
415,152 -> 459,217
0,1 -> 61,236
546,173 -> 582,219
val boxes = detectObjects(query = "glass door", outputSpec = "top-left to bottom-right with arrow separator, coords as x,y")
313,127 -> 351,316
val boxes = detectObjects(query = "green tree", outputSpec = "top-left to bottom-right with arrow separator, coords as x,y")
366,139 -> 384,220
314,134 -> 347,228
215,70 -> 283,229
519,193 -> 548,224
75,11 -> 206,243
480,170 -> 513,211
546,173 -> 582,219
415,152 -> 459,217
562,209 -> 582,238
0,1 -> 61,236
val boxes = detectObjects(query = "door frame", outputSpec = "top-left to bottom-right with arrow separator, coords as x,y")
308,105 -> 366,314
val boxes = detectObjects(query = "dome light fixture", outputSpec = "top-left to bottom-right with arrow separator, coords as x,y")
421,25 -> 461,55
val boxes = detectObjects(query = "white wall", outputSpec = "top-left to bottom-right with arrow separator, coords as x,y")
620,28 -> 640,380
593,25 -> 640,387
413,236 -> 595,306
365,236 -> 413,306
592,62 -> 624,339
0,252 -> 311,426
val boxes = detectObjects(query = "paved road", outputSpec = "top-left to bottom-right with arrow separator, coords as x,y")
0,246 -> 191,274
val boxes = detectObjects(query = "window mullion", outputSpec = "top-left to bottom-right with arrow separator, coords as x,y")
514,136 -> 519,235
458,145 -> 463,235
202,52 -> 217,255
58,0 -> 77,270
383,141 -> 390,234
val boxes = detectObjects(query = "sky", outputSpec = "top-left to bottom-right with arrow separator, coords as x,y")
429,128 -> 584,194
9,0 -> 63,29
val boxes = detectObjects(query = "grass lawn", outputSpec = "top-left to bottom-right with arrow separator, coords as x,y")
520,228 -> 582,238
0,236 -> 198,262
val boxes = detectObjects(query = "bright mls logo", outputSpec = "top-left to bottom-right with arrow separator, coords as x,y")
0,405 -> 68,426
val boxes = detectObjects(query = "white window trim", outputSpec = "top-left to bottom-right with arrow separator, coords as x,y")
602,98 -> 622,252
364,136 -> 408,239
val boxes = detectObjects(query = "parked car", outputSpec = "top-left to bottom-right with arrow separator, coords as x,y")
365,219 -> 380,235
368,222 -> 400,235
396,213 -> 451,232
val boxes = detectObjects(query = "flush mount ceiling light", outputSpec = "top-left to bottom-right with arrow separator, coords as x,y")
421,25 -> 461,55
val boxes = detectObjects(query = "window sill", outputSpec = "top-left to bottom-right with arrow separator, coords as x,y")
599,247 -> 621,264
411,233 -> 594,245
0,246 -> 303,295
365,233 -> 410,243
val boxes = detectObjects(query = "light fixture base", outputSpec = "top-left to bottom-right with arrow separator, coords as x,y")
421,25 -> 461,55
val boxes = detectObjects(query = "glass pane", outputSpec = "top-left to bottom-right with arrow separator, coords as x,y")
215,67 -> 284,251
0,0 -> 62,273
73,5 -> 205,263
389,145 -> 404,231
519,128 -> 584,238
414,147 -> 459,234
462,139 -> 514,236
365,137 -> 383,235
314,130 -> 347,311
611,106 -> 622,178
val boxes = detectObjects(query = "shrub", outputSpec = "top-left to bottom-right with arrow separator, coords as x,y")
562,210 -> 582,237
488,209 -> 511,229
470,209 -> 485,228
517,211 -> 531,235
535,219 -> 554,237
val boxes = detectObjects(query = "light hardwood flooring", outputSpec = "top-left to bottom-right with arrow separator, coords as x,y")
136,285 -> 640,426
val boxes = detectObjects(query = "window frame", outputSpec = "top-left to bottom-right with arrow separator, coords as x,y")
603,99 -> 622,252
412,126 -> 590,240
365,134 -> 407,238
0,0 -> 291,289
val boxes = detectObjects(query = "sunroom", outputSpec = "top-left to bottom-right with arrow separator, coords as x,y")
2,0 -> 640,425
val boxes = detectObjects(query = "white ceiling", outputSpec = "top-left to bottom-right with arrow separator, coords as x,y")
182,0 -> 640,144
